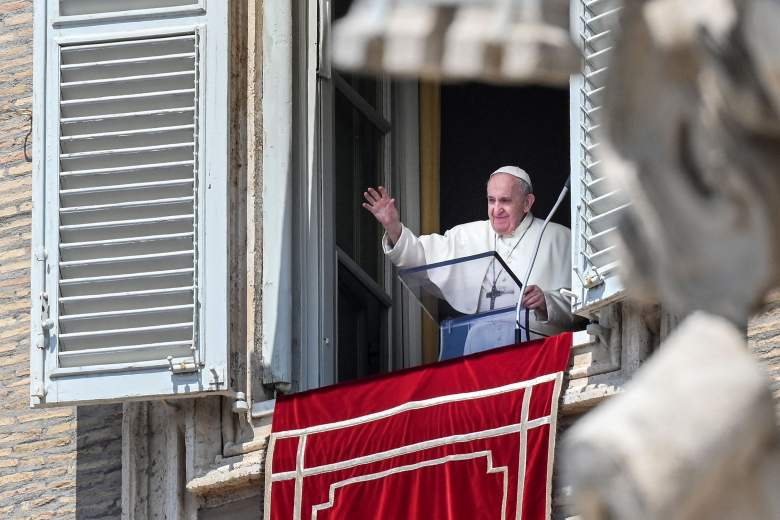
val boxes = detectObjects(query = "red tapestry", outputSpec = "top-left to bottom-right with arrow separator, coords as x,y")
264,333 -> 572,520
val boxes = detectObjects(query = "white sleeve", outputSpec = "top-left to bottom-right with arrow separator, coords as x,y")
382,224 -> 426,268
536,290 -> 578,329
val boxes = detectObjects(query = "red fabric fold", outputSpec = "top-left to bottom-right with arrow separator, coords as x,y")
265,333 -> 571,520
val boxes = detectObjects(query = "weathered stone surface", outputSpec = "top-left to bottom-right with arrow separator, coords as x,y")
563,313 -> 780,520
601,0 -> 780,325
186,450 -> 265,496
562,1 -> 780,514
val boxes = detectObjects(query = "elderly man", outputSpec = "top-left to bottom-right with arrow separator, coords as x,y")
363,166 -> 577,345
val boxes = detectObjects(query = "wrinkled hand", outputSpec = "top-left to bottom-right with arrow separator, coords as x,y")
522,285 -> 548,321
362,186 -> 402,244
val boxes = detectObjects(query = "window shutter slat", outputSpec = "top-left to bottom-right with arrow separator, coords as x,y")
59,286 -> 194,313
57,30 -> 199,373
59,269 -> 195,297
571,0 -> 627,315
58,340 -> 194,368
32,1 -> 229,405
59,0 -> 198,18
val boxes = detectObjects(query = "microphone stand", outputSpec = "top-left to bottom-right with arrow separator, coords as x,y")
515,178 -> 571,343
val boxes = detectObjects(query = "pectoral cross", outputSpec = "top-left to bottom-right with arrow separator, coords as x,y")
486,284 -> 505,310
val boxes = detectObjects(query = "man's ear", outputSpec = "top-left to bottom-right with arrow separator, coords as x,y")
525,193 -> 536,212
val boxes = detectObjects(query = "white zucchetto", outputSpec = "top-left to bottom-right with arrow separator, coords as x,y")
490,166 -> 532,189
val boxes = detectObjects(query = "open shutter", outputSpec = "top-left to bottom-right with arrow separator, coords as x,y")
569,0 -> 627,317
31,0 -> 229,406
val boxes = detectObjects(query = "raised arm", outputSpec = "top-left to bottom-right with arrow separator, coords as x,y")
362,186 -> 402,245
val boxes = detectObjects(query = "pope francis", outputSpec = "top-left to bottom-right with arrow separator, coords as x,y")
363,166 -> 578,352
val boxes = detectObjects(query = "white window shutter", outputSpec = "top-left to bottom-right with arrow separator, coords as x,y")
30,0 -> 230,406
569,0 -> 627,317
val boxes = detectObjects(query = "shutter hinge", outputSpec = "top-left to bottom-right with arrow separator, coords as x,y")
34,247 -> 48,263
35,249 -> 53,345
30,382 -> 45,400
33,249 -> 50,403
39,292 -> 54,343
208,368 -> 225,389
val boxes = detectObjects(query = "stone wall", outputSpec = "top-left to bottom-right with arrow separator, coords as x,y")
0,1 -> 73,516
0,1 -> 122,517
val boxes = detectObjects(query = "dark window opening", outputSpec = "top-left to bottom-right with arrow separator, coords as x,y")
440,84 -> 571,231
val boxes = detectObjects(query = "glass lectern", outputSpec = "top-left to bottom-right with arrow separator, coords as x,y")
398,251 -> 524,361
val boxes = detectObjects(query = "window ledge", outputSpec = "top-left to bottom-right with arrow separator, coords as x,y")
187,444 -> 268,496
561,380 -> 621,415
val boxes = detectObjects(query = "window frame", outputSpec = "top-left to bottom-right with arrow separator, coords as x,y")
327,69 -> 394,383
280,0 -> 421,392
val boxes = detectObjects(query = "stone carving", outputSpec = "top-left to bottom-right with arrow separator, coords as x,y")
564,313 -> 780,519
598,0 -> 780,325
563,0 -> 780,518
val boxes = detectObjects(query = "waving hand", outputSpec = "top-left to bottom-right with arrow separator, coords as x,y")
362,186 -> 402,245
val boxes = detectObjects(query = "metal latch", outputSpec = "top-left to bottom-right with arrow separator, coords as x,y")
166,356 -> 198,374
166,346 -> 202,374
583,272 -> 605,289
40,292 -> 54,339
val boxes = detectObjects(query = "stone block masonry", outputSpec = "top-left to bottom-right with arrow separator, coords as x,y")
0,0 -> 76,515
0,1 -> 122,518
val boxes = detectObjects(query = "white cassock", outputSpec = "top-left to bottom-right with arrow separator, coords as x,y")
383,213 -> 576,353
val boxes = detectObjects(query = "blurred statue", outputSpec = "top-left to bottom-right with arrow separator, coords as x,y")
563,1 -> 780,518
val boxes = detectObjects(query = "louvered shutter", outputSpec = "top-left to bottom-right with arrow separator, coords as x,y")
569,0 -> 627,316
30,1 -> 229,406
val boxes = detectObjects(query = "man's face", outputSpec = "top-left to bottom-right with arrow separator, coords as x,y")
487,174 -> 534,235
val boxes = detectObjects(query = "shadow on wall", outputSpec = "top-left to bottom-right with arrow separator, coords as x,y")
76,405 -> 123,519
